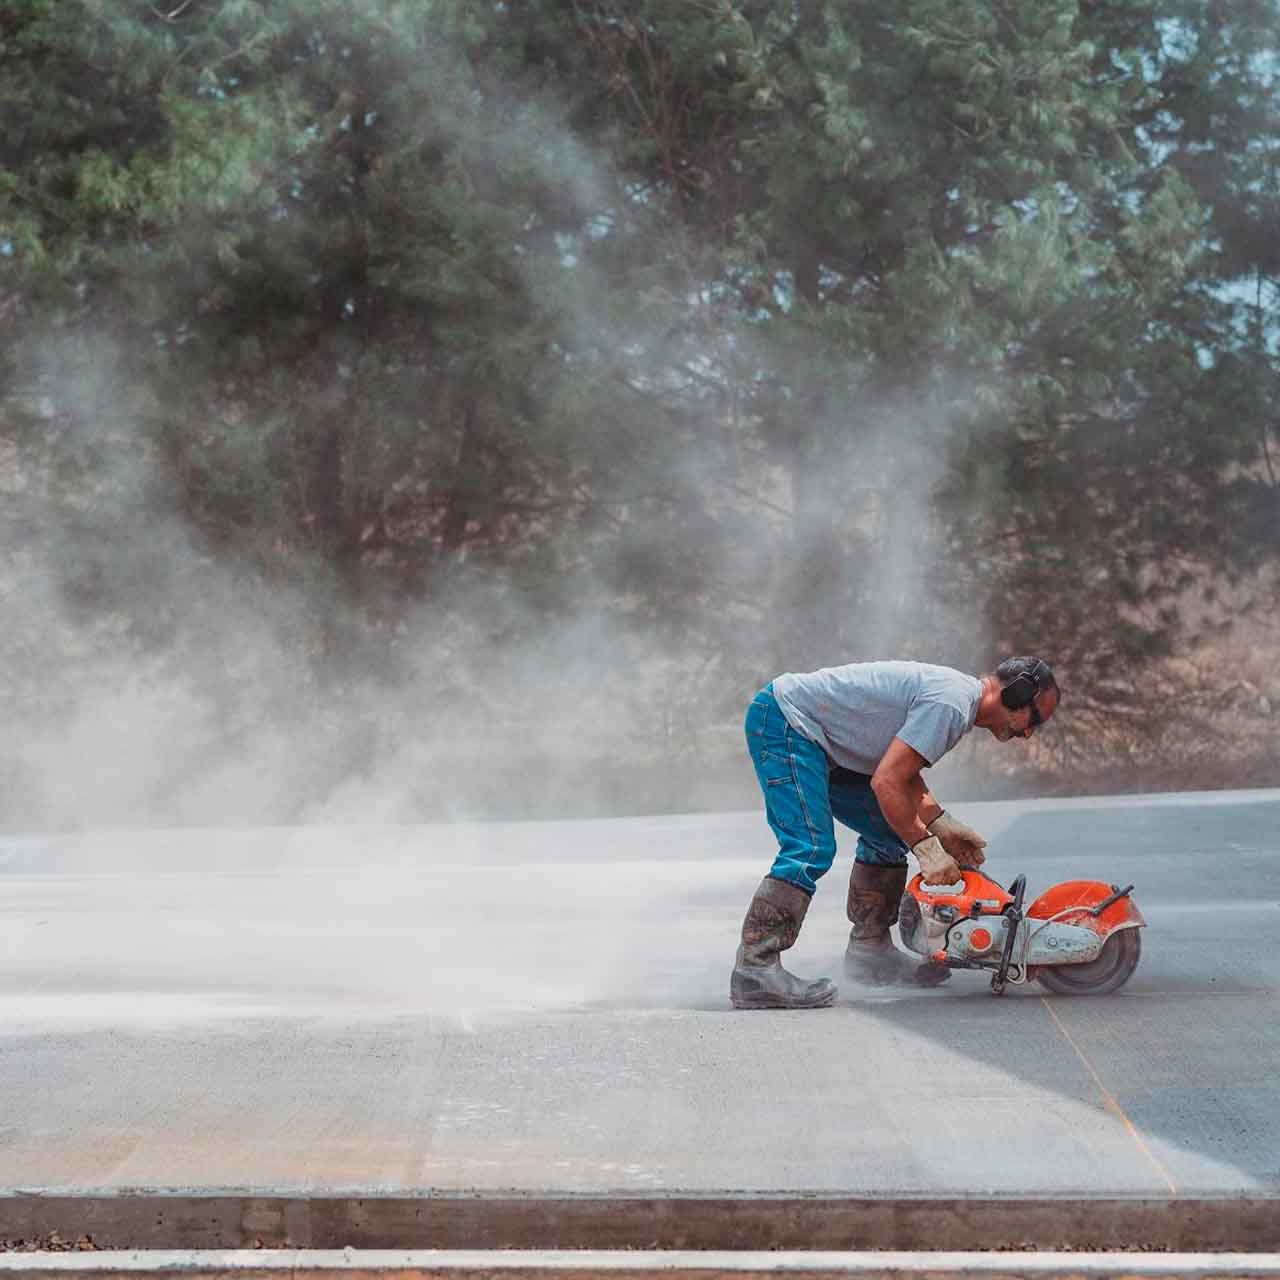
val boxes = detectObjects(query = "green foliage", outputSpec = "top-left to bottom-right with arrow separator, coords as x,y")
3,0 -> 1280,786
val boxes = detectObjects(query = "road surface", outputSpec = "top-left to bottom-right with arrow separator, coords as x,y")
2,789 -> 1278,1198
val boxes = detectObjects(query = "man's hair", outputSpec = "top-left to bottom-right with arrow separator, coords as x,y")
995,655 -> 1059,701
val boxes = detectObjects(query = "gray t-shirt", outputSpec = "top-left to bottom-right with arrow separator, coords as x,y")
772,661 -> 982,774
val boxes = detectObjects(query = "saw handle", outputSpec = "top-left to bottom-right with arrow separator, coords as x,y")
991,874 -> 1026,996
1088,883 -> 1135,917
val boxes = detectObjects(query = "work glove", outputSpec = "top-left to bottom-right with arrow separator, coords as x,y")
927,811 -> 987,868
911,834 -> 964,886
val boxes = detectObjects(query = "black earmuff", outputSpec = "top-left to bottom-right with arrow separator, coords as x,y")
1000,659 -> 1050,711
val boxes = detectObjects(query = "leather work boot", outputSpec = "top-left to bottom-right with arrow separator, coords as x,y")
844,862 -> 949,987
729,876 -> 838,1010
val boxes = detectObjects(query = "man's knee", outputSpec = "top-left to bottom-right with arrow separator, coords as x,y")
769,832 -> 839,893
854,836 -> 909,868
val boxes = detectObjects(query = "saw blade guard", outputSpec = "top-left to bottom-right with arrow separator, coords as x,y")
1026,879 -> 1147,934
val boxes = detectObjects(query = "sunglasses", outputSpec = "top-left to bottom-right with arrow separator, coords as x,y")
1027,701 -> 1044,729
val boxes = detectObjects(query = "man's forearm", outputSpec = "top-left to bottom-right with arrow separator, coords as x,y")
873,776 -> 931,848
918,787 -> 944,828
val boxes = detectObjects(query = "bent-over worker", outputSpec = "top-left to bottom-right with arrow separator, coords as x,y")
731,656 -> 1060,1009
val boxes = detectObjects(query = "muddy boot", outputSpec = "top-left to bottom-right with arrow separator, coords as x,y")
729,876 -> 837,1010
844,862 -> 950,987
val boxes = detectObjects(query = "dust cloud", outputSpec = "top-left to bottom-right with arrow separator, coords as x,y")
0,30 -> 1001,836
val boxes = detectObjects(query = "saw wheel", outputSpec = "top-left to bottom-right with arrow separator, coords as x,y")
1034,927 -> 1141,996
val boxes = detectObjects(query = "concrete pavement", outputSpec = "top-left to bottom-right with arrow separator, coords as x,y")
5,1250 -> 1280,1280
1,789 -> 1279,1246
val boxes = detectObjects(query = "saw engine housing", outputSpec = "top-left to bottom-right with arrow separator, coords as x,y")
898,870 -> 1145,995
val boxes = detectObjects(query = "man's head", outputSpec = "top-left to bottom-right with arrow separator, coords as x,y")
981,656 -> 1059,742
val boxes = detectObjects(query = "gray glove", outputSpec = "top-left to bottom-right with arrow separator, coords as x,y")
911,834 -> 964,886
927,811 -> 987,868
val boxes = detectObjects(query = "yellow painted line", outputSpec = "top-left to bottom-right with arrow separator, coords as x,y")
1040,995 -> 1178,1197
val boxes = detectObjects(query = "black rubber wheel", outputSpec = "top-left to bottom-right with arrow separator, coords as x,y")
1035,928 -> 1141,996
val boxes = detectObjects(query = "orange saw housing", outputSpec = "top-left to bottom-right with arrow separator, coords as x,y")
906,870 -> 1147,935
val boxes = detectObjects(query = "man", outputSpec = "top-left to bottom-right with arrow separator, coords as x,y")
730,656 -> 1059,1010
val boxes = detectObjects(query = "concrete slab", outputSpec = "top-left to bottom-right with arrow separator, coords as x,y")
6,1250 -> 1280,1280
1,790 -> 1278,1208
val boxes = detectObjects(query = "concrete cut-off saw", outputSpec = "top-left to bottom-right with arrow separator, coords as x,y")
898,869 -> 1145,995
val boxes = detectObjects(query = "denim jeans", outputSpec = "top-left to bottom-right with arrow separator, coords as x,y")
745,684 -> 910,894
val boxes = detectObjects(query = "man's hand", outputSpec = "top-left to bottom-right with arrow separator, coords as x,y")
911,834 -> 964,885
927,811 -> 987,868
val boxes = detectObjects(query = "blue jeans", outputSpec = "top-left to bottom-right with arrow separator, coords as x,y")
745,684 -> 910,895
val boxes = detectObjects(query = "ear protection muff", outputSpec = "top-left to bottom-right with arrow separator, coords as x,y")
1000,659 -> 1051,711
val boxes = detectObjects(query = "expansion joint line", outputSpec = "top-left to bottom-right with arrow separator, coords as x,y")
1040,995 -> 1178,1197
